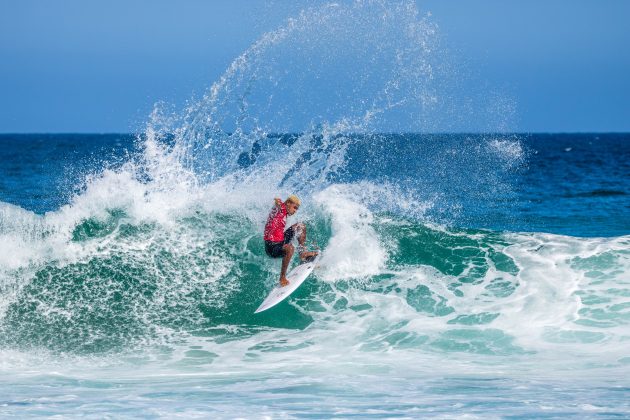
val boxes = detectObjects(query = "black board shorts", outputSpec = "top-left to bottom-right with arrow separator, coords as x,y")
264,226 -> 296,258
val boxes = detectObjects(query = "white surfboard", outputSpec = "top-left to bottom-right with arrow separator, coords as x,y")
255,254 -> 320,314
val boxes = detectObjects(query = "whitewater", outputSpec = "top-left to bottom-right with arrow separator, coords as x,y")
1,1 -> 629,418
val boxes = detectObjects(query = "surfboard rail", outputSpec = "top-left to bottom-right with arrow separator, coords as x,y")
254,254 -> 320,313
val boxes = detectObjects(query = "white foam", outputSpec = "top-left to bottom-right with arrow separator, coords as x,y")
314,184 -> 388,281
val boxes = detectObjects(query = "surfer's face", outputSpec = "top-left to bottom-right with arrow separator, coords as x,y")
286,201 -> 299,215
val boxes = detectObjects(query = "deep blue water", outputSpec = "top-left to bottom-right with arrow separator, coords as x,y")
0,134 -> 135,214
1,133 -> 627,236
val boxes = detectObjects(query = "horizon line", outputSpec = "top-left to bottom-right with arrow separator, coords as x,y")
1,131 -> 629,136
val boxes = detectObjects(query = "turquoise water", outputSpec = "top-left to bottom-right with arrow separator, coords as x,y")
1,1 -> 629,418
1,133 -> 628,418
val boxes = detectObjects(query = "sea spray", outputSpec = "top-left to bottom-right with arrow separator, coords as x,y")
0,0 -> 541,358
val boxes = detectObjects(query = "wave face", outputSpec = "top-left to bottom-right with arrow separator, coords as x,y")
1,184 -> 629,363
0,0 -> 629,417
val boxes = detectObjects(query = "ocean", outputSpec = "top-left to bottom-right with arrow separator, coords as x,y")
0,132 -> 628,418
1,1 -> 629,417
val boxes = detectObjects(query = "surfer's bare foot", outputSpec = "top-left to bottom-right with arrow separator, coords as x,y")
279,276 -> 290,287
299,250 -> 318,261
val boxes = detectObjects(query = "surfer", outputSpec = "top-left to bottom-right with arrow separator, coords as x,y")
264,195 -> 318,287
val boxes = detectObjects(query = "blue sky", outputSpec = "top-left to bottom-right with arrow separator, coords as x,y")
1,0 -> 628,133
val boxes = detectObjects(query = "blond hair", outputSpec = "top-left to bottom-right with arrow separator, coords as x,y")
287,194 -> 301,205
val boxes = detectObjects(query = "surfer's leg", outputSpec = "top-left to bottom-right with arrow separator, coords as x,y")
297,223 -> 307,246
292,222 -> 318,261
279,243 -> 294,287
285,222 -> 307,248
283,226 -> 296,244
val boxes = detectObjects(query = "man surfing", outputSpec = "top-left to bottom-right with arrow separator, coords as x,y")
264,195 -> 318,287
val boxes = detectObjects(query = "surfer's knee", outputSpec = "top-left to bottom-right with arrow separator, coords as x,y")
295,222 -> 306,235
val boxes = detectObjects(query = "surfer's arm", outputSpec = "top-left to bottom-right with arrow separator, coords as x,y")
267,198 -> 283,219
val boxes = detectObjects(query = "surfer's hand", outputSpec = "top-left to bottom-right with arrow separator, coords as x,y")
274,197 -> 282,207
